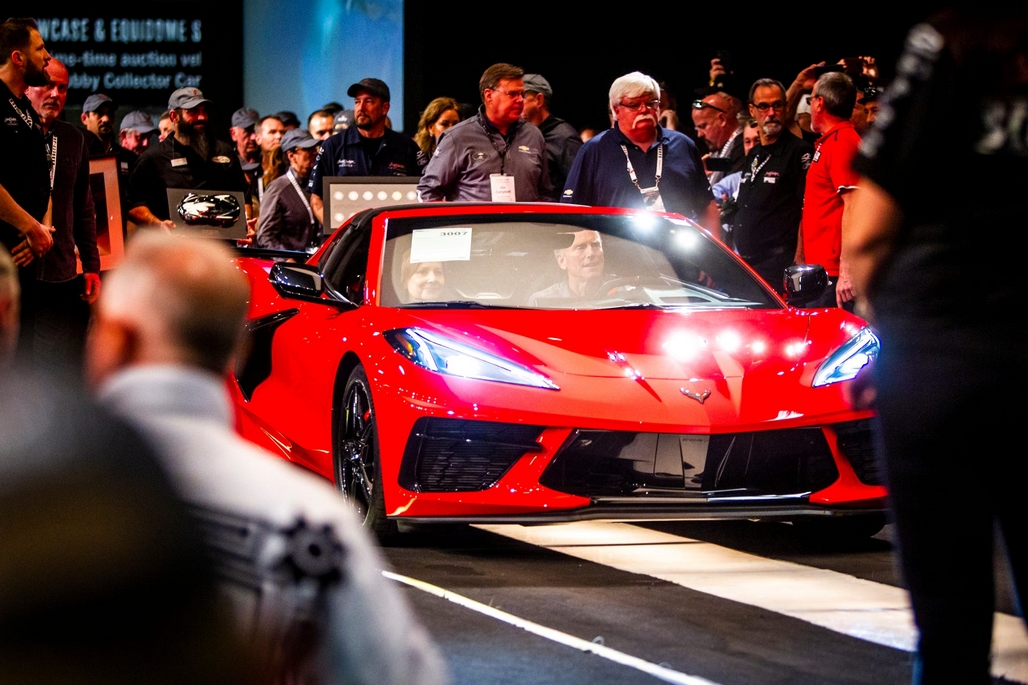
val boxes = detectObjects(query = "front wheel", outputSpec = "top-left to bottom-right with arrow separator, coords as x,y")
335,365 -> 396,538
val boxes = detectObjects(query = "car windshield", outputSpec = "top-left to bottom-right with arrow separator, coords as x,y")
380,213 -> 780,310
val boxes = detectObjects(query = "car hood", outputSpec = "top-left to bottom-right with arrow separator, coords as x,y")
399,307 -> 866,383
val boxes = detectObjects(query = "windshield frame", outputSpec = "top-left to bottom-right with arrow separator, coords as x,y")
379,213 -> 783,311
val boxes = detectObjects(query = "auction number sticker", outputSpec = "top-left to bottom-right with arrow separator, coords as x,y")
410,227 -> 472,263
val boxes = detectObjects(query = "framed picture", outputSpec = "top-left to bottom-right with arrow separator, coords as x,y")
86,155 -> 125,272
322,176 -> 419,236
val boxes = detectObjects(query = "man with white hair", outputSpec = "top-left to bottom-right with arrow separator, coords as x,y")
561,72 -> 719,235
86,232 -> 448,685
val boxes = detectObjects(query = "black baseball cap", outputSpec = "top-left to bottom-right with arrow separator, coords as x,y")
347,78 -> 390,102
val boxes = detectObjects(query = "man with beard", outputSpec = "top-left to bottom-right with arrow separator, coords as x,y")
561,71 -> 718,233
254,128 -> 321,251
0,17 -> 55,357
731,78 -> 813,292
308,78 -> 420,226
23,58 -> 100,369
127,87 -> 248,229
80,93 -> 121,156
418,63 -> 551,203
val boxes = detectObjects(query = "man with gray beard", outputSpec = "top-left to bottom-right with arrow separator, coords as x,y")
127,87 -> 248,229
730,78 -> 813,293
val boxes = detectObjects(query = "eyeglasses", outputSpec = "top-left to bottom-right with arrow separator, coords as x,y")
692,99 -> 725,113
617,99 -> 660,112
492,88 -> 525,99
752,100 -> 786,112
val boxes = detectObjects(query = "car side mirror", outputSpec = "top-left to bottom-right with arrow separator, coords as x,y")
269,262 -> 326,302
783,264 -> 828,306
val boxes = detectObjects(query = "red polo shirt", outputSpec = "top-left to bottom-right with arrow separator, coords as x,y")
801,121 -> 860,277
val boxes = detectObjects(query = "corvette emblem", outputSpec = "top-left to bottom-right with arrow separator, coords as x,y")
680,388 -> 711,404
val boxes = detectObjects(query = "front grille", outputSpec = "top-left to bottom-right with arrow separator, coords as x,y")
832,419 -> 885,485
398,418 -> 544,492
539,427 -> 839,498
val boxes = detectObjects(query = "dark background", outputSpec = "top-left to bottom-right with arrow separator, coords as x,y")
404,2 -> 952,135
34,2 -> 953,138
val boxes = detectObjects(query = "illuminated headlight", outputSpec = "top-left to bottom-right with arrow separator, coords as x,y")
812,327 -> 880,387
385,328 -> 559,390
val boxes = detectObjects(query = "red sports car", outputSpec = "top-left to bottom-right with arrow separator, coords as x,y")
230,203 -> 886,539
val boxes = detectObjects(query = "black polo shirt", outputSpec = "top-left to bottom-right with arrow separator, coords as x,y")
732,132 -> 813,260
128,135 -> 248,220
0,80 -> 50,250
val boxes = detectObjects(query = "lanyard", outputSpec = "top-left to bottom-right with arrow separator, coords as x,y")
7,97 -> 38,131
750,148 -> 773,180
257,176 -> 264,202
478,115 -> 511,174
620,142 -> 663,190
45,130 -> 57,190
286,168 -> 315,227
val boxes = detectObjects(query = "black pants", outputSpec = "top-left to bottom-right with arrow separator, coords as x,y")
873,321 -> 1027,685
805,276 -> 856,312
21,276 -> 91,375
744,248 -> 793,295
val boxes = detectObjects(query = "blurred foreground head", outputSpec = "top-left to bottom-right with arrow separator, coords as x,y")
0,374 -> 259,684
86,232 -> 250,387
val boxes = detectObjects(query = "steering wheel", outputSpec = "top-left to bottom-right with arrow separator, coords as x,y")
602,275 -> 671,295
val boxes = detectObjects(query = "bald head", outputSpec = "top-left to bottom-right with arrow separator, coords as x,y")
0,246 -> 18,367
87,233 -> 250,385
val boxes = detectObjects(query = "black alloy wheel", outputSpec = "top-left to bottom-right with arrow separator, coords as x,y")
336,366 -> 395,538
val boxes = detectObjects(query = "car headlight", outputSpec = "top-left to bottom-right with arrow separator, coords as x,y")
385,328 -> 559,390
812,327 -> 880,387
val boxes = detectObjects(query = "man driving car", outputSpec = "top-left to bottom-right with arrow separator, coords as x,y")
529,230 -> 605,304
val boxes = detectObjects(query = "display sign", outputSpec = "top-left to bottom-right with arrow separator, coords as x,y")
35,6 -> 242,113
323,177 -> 419,235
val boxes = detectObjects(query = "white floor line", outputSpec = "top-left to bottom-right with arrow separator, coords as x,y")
384,570 -> 723,685
475,522 -> 1028,683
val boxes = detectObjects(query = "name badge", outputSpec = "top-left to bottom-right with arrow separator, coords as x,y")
490,173 -> 516,202
763,176 -> 776,184
171,157 -> 188,167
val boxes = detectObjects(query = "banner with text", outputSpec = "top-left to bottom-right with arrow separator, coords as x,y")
37,13 -> 242,112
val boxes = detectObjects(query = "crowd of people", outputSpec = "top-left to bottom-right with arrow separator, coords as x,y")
2,7 -> 1026,685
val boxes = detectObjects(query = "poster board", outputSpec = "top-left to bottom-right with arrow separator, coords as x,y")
322,176 -> 419,236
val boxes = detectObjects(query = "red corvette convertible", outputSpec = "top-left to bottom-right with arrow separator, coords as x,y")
230,203 -> 886,538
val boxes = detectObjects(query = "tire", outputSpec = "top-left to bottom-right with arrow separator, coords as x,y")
335,365 -> 397,540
